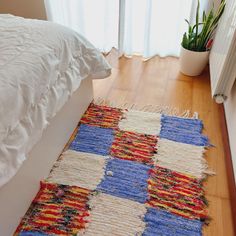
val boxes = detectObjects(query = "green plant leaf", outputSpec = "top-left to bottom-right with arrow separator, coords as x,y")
203,11 -> 206,22
182,32 -> 189,49
181,0 -> 226,52
185,19 -> 190,25
195,0 -> 200,49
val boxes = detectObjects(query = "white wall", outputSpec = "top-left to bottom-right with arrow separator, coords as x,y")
225,81 -> 236,177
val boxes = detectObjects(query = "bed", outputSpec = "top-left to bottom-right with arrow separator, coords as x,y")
0,14 -> 111,235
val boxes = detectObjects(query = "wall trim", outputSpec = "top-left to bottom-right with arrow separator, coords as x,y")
219,104 -> 236,233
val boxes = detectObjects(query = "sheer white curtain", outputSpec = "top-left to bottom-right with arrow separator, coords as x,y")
44,0 -> 207,58
45,0 -> 119,52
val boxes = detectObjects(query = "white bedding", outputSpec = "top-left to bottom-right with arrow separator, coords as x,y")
0,14 -> 111,188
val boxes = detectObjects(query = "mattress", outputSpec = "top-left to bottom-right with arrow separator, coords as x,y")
0,14 -> 111,188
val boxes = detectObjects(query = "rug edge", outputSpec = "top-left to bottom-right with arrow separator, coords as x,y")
93,98 -> 199,119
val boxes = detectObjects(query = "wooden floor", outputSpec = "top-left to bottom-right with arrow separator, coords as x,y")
93,51 -> 234,236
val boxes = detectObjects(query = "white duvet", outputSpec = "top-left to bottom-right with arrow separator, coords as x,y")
0,14 -> 111,188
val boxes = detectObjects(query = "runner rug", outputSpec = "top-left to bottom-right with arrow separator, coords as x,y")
15,102 -> 212,236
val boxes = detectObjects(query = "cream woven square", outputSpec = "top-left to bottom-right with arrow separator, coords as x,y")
119,110 -> 161,135
83,193 -> 146,236
153,138 -> 207,178
47,150 -> 106,190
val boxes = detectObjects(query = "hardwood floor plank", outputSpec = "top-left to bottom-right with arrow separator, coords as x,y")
163,79 -> 193,110
204,195 -> 234,236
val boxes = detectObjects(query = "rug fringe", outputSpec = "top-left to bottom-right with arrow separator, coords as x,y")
93,98 -> 199,119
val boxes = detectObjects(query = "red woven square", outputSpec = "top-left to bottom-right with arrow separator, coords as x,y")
80,103 -> 123,129
110,130 -> 157,165
15,182 -> 91,235
146,166 -> 208,221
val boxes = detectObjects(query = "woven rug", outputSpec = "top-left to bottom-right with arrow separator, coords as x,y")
15,102 -> 212,236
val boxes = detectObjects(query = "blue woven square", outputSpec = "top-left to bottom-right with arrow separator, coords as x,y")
19,232 -> 49,236
97,158 -> 150,203
160,115 -> 209,146
143,208 -> 203,236
69,124 -> 114,156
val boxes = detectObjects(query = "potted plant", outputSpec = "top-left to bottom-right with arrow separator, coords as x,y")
180,0 -> 226,76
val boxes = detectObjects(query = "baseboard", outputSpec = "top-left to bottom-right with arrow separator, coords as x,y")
219,104 -> 236,233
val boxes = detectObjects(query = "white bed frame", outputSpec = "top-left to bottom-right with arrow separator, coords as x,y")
0,78 -> 93,236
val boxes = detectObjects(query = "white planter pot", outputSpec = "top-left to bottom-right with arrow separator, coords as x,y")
179,46 -> 210,76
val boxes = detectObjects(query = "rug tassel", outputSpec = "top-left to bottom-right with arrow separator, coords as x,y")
93,98 -> 199,119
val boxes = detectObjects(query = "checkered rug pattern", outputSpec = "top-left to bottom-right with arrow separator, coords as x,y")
15,103 -> 211,236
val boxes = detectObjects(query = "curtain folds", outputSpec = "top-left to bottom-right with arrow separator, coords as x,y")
44,0 -> 207,58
